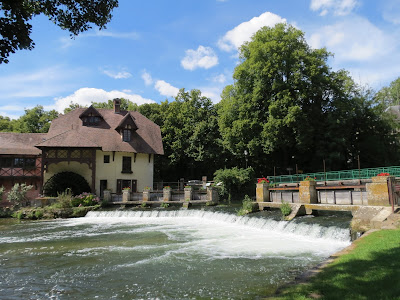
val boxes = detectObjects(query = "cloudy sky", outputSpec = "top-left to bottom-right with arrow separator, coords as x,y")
1,0 -> 400,118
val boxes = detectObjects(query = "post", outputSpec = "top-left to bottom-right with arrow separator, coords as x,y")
207,186 -> 219,204
163,187 -> 172,202
184,186 -> 192,202
143,189 -> 150,202
122,189 -> 130,202
104,190 -> 111,203
256,182 -> 270,202
299,180 -> 317,204
366,175 -> 392,206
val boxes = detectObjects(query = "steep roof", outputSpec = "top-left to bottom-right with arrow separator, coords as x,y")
38,108 -> 164,154
0,133 -> 47,155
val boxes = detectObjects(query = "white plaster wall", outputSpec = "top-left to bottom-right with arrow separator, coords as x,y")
95,150 -> 154,195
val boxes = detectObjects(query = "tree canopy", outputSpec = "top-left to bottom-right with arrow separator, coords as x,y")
0,0 -> 118,63
218,23 -> 399,174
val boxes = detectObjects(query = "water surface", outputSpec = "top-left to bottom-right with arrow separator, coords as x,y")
0,209 -> 351,299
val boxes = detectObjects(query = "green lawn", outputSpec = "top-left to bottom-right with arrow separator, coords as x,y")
271,229 -> 400,300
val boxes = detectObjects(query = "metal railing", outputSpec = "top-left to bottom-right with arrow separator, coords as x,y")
266,166 -> 400,184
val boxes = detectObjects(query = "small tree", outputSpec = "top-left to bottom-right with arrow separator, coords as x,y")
7,183 -> 33,207
213,167 -> 255,202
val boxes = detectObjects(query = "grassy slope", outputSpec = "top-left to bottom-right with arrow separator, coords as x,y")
273,229 -> 400,300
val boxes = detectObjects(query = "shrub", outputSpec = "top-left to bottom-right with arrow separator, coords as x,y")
280,202 -> 292,217
43,172 -> 91,197
71,193 -> 100,207
0,186 -> 4,199
160,202 -> 169,208
55,188 -> 73,208
237,195 -> 254,216
7,183 -> 33,207
34,209 -> 44,219
214,167 -> 255,202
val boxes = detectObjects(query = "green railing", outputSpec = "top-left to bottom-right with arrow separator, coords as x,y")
266,166 -> 400,184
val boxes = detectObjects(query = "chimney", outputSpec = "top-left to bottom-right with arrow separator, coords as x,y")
113,98 -> 121,113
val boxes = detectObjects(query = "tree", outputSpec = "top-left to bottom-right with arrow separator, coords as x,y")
218,23 -> 398,174
12,105 -> 58,133
375,77 -> 400,108
0,0 -> 118,63
92,98 -> 138,111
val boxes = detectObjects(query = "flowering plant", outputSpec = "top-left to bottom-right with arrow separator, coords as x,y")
163,186 -> 171,190
122,187 -> 131,191
184,185 -> 191,189
304,176 -> 316,181
143,186 -> 151,191
72,192 -> 100,207
258,177 -> 269,184
377,172 -> 390,176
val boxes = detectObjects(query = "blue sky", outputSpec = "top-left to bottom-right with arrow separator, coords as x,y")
1,0 -> 400,119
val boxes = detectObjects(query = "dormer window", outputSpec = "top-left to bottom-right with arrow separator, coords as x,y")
122,125 -> 132,142
79,106 -> 104,127
115,113 -> 138,142
83,113 -> 100,126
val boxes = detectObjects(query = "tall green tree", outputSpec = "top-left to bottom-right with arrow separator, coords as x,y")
0,0 -> 118,63
218,23 -> 398,174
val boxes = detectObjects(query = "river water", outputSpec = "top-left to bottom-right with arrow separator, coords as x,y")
0,209 -> 351,299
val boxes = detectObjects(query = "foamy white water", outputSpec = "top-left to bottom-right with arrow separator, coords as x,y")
0,209 -> 352,299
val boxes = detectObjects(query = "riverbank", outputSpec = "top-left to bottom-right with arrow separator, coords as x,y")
270,228 -> 400,299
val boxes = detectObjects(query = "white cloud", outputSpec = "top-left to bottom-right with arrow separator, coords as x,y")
181,46 -> 219,70
200,87 -> 222,103
0,66 -> 78,99
382,0 -> 400,24
212,74 -> 227,84
310,0 -> 358,16
308,17 -> 395,62
142,70 -> 153,86
0,111 -> 20,120
50,88 -> 155,113
218,12 -> 286,52
101,69 -> 132,79
87,29 -> 140,40
154,80 -> 180,97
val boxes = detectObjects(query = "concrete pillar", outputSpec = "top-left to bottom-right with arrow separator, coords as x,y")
103,190 -> 111,202
184,186 -> 192,202
299,180 -> 317,204
163,188 -> 172,202
122,190 -> 130,202
256,183 -> 269,202
143,190 -> 150,202
366,176 -> 391,206
206,187 -> 219,203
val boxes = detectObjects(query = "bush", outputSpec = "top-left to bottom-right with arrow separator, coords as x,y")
160,202 -> 169,208
280,202 -> 292,217
55,189 -> 74,208
7,183 -> 33,207
43,172 -> 91,197
34,209 -> 44,219
214,167 -> 255,202
71,193 -> 100,207
237,195 -> 254,216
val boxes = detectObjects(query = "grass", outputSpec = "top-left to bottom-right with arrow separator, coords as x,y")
271,229 -> 400,300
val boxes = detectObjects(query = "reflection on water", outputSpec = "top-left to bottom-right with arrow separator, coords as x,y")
0,209 -> 351,299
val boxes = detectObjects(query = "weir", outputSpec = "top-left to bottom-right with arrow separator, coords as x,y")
85,210 -> 351,243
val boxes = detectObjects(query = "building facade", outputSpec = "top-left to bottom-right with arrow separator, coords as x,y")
0,99 -> 163,202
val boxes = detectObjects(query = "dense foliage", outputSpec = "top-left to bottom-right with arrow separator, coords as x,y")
0,0 -> 118,63
1,24 -> 399,184
213,167 -> 255,201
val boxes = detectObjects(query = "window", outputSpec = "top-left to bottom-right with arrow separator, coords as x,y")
104,155 -> 110,163
122,129 -> 131,142
13,158 -> 24,168
0,157 -> 12,168
83,113 -> 100,126
25,158 -> 36,169
122,156 -> 132,173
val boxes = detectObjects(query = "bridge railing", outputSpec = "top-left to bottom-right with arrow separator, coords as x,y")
266,166 -> 400,184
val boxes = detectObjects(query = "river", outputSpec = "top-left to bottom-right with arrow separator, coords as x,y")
0,208 -> 351,299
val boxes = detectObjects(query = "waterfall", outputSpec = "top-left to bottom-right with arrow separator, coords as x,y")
85,210 -> 351,243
